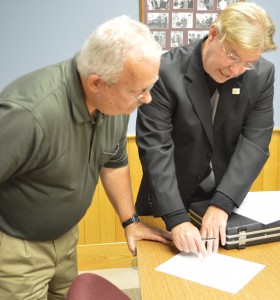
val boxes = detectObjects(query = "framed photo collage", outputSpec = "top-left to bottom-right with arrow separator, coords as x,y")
140,0 -> 244,51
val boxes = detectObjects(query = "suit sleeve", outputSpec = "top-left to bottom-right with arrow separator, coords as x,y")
211,63 -> 275,209
136,77 -> 186,217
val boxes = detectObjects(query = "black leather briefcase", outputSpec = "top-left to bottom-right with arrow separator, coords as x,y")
189,200 -> 280,250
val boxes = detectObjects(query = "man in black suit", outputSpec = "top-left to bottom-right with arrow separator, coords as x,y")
136,2 -> 276,257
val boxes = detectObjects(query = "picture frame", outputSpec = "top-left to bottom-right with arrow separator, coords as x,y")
140,0 -> 245,51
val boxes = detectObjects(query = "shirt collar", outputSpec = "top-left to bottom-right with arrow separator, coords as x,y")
64,53 -> 91,123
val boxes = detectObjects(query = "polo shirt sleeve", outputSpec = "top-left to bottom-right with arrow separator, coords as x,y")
103,132 -> 128,169
0,101 -> 44,183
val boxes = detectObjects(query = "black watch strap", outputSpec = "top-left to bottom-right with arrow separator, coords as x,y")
122,214 -> 140,228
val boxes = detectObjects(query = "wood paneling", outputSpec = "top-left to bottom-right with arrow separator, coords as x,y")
251,129 -> 280,191
77,130 -> 280,270
77,242 -> 134,271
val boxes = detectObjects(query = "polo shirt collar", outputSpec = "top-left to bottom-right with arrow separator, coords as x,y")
64,53 -> 91,123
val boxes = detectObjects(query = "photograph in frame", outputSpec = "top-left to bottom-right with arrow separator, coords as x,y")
140,0 -> 245,51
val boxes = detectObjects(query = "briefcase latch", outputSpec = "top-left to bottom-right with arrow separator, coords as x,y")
238,227 -> 247,249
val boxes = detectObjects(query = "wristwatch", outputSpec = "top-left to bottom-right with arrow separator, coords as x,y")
122,214 -> 140,228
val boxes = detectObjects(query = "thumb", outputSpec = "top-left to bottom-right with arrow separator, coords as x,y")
127,236 -> 137,256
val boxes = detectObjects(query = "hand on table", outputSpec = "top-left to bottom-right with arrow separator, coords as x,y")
125,223 -> 172,256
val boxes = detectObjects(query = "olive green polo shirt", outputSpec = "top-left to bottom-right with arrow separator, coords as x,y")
0,55 -> 129,240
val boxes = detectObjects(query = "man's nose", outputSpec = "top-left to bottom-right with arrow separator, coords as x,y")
139,91 -> 152,105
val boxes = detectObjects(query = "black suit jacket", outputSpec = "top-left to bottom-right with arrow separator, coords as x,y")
136,39 -> 274,218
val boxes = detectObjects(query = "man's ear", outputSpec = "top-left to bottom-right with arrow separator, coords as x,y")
88,74 -> 102,92
208,24 -> 218,42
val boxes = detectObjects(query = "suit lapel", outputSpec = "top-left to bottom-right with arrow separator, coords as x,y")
184,42 -> 214,148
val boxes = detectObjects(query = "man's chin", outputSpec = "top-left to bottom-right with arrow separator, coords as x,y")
211,70 -> 231,83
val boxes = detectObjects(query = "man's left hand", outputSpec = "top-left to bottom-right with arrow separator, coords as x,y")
125,223 -> 171,256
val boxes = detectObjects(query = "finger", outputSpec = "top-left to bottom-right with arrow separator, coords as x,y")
197,240 -> 207,257
206,238 -> 214,253
146,229 -> 171,244
185,239 -> 198,253
182,244 -> 191,253
151,235 -> 171,244
131,224 -> 171,244
200,226 -> 208,241
127,237 -> 137,256
213,234 -> 219,253
202,230 -> 214,254
173,239 -> 183,252
220,227 -> 227,246
154,228 -> 172,241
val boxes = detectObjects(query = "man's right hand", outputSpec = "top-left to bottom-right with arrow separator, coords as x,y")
171,222 -> 208,257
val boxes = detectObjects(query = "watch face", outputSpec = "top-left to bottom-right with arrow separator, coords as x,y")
132,215 -> 140,222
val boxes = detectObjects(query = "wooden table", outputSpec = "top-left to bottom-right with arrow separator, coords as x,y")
137,217 -> 280,300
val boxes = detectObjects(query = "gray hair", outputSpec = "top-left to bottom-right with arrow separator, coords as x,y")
77,15 -> 162,84
214,2 -> 276,54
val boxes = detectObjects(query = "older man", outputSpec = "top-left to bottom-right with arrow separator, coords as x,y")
0,15 -> 170,299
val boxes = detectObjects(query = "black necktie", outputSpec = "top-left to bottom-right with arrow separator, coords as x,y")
199,89 -> 219,192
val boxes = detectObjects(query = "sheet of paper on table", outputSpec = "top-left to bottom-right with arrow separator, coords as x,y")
155,252 -> 265,294
234,191 -> 280,224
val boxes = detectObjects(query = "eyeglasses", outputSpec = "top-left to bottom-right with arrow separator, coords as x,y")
221,44 -> 256,71
117,75 -> 159,102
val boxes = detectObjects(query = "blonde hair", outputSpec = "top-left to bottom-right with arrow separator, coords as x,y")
214,2 -> 276,54
77,15 -> 162,84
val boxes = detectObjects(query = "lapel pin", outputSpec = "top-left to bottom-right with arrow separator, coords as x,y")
232,88 -> 240,95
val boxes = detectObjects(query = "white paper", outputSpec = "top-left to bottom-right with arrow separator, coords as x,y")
234,191 -> 280,224
155,252 -> 265,294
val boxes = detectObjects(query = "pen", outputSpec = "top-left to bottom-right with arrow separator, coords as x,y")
202,237 -> 216,241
